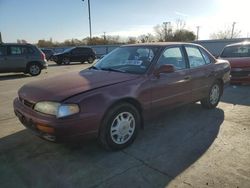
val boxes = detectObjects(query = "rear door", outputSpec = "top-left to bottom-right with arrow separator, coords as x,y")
6,45 -> 28,71
184,45 -> 215,101
151,46 -> 192,111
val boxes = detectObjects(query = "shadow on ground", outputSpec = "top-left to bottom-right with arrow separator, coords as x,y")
221,85 -> 250,106
48,62 -> 89,67
0,104 -> 224,188
0,74 -> 30,81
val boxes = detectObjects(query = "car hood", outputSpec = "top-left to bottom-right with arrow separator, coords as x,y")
221,57 -> 250,68
18,69 -> 139,103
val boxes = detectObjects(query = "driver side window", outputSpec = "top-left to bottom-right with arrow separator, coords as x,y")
157,47 -> 186,70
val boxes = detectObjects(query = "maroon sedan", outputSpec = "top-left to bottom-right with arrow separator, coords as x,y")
219,42 -> 250,84
14,43 -> 230,150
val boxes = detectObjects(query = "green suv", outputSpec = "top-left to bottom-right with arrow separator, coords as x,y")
0,43 -> 47,76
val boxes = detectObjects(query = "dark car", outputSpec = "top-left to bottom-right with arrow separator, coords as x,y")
219,42 -> 250,84
13,43 -> 230,150
0,43 -> 47,76
51,46 -> 96,65
41,48 -> 54,61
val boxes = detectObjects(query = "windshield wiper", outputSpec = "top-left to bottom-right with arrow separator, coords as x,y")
100,68 -> 126,73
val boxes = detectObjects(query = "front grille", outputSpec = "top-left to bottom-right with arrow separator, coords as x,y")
19,97 -> 35,108
231,71 -> 250,78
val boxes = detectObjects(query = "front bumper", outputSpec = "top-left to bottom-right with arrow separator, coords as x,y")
13,98 -> 99,142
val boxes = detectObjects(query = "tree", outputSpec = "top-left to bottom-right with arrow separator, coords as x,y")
127,37 -> 137,44
37,39 -> 54,47
17,39 -> 27,44
138,33 -> 155,43
210,27 -> 241,39
154,23 -> 173,42
175,19 -> 186,30
173,30 -> 196,42
153,20 -> 195,42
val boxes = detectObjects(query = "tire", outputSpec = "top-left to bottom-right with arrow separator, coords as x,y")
88,56 -> 94,64
62,57 -> 70,65
201,81 -> 222,109
28,63 -> 41,76
56,61 -> 62,65
98,103 -> 141,150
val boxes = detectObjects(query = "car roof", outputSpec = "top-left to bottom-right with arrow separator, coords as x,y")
0,43 -> 33,46
123,42 -> 200,47
225,41 -> 250,48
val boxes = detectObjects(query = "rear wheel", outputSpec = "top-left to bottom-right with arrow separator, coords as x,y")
98,103 -> 140,150
28,63 -> 41,76
201,81 -> 222,109
62,57 -> 70,65
56,61 -> 62,65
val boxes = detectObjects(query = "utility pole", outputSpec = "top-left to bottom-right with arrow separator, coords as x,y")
196,26 -> 200,40
231,22 -> 236,39
163,22 -> 171,42
103,32 -> 106,41
0,32 -> 2,43
82,0 -> 92,39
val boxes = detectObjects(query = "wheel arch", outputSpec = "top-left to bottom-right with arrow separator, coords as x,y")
216,78 -> 224,95
26,61 -> 42,71
100,97 -> 144,132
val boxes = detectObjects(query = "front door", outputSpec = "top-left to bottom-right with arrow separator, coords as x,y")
151,46 -> 192,112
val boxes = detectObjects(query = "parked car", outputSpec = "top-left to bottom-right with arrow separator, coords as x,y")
51,47 -> 96,65
13,43 -> 230,150
41,48 -> 54,61
219,42 -> 250,84
0,43 -> 47,76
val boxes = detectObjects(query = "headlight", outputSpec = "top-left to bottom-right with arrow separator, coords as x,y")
34,101 -> 79,118
34,101 -> 60,115
57,104 -> 79,118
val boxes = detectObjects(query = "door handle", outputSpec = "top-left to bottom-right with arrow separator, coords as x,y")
184,75 -> 192,80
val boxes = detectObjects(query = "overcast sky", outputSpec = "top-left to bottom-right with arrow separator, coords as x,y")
0,0 -> 250,43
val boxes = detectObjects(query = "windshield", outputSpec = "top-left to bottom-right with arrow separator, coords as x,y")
221,45 -> 250,58
94,46 -> 160,74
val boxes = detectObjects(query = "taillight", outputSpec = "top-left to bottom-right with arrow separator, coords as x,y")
41,52 -> 46,61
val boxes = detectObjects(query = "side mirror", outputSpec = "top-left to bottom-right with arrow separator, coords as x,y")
154,64 -> 175,78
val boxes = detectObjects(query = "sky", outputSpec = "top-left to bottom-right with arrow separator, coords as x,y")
0,0 -> 250,43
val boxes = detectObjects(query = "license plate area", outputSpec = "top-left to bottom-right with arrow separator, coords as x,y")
15,110 -> 37,131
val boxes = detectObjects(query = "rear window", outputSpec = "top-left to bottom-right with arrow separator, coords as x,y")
221,45 -> 250,58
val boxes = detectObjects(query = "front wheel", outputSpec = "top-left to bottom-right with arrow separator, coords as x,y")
98,103 -> 141,150
88,56 -> 94,64
62,57 -> 70,65
201,81 -> 222,109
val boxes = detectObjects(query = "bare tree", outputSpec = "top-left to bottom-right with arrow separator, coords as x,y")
175,19 -> 186,30
138,33 -> 155,43
127,37 -> 137,44
210,26 -> 241,39
154,23 -> 173,42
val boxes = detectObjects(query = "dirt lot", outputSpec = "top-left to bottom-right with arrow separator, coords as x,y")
0,62 -> 250,188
